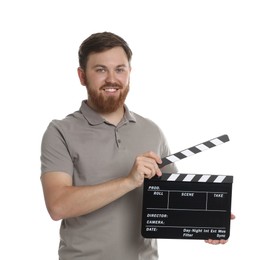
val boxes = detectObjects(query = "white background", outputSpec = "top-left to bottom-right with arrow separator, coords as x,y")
1,0 -> 279,259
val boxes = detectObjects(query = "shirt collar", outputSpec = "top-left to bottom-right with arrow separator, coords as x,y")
80,100 -> 136,126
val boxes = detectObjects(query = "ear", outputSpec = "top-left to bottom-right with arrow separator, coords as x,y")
77,67 -> 86,86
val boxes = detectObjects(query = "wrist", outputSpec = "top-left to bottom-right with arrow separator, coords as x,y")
122,176 -> 138,191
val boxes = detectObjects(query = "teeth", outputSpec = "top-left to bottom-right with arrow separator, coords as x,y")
104,88 -> 117,92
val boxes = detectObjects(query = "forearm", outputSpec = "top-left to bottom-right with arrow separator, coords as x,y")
47,176 -> 135,220
42,151 -> 162,221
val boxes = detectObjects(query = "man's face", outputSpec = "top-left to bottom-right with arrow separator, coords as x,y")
78,47 -> 131,114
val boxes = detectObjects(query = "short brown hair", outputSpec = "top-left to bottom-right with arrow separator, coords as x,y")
78,32 -> 133,70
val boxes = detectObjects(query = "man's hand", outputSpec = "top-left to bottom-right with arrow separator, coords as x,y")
127,151 -> 162,188
204,213 -> 236,245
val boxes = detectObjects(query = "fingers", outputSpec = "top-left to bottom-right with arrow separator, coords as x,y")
205,239 -> 228,245
139,151 -> 162,178
128,151 -> 163,188
144,161 -> 161,178
136,155 -> 162,179
142,151 -> 162,165
204,214 -> 235,245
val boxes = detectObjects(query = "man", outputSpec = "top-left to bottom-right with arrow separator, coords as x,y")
40,32 -> 234,260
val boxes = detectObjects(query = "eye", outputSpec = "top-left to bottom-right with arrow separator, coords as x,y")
116,67 -> 126,73
96,68 -> 106,73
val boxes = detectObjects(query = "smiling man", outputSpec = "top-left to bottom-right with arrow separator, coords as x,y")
40,32 -> 233,260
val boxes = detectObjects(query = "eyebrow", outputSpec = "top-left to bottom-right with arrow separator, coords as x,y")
93,64 -> 128,68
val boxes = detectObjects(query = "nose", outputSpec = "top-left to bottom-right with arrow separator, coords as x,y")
105,70 -> 117,84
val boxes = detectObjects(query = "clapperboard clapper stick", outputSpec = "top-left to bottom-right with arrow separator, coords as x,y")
159,134 -> 230,168
141,134 -> 233,240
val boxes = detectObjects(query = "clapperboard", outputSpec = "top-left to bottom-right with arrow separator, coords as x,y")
142,134 -> 233,240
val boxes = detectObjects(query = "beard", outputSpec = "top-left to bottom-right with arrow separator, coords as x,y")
86,82 -> 129,114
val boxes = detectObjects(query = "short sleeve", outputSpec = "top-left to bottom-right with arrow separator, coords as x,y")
40,121 -> 74,176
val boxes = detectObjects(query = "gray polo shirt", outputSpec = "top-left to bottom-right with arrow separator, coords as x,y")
41,100 -> 177,260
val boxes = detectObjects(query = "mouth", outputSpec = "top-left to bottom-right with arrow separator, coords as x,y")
101,84 -> 122,94
102,87 -> 119,93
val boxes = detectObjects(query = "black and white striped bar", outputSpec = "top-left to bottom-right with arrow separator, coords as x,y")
159,173 -> 233,183
160,134 -> 229,168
